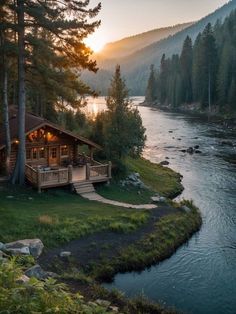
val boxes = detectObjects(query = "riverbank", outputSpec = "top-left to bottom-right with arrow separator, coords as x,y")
141,101 -> 236,129
0,158 -> 202,313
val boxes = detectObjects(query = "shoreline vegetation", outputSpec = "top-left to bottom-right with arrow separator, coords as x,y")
140,100 -> 236,128
0,158 -> 202,313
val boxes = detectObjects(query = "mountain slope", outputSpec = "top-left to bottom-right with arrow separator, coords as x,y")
97,22 -> 193,59
83,0 -> 236,95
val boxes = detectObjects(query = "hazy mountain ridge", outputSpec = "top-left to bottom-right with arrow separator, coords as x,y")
97,22 -> 193,59
83,0 -> 236,95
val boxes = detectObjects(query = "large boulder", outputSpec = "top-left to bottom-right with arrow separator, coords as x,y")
0,242 -> 5,250
120,172 -> 146,189
5,246 -> 30,256
5,239 -> 44,258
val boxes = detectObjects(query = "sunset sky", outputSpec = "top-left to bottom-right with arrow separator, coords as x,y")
86,0 -> 229,51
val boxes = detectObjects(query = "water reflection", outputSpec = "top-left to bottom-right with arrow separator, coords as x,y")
86,97 -> 236,314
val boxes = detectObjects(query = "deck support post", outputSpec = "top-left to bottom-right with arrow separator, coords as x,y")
37,166 -> 41,193
86,163 -> 90,181
108,161 -> 112,179
68,165 -> 73,183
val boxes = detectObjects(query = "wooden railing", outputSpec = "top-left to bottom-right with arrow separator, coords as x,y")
26,160 -> 111,192
25,164 -> 38,185
87,162 -> 112,180
25,164 -> 72,193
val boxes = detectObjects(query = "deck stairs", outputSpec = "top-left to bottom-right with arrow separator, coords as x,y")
73,181 -> 95,195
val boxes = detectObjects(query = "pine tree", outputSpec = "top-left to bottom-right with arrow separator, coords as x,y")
180,36 -> 193,103
201,23 -> 218,111
1,0 -> 101,184
145,64 -> 157,104
104,65 -> 146,161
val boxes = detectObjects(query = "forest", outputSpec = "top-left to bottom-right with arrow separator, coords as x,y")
145,9 -> 236,114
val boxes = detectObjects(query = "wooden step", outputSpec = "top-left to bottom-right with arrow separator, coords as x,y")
73,181 -> 95,195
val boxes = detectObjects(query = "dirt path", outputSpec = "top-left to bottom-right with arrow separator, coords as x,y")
39,205 -> 180,272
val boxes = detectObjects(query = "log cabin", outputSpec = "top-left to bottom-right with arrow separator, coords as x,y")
0,108 -> 111,192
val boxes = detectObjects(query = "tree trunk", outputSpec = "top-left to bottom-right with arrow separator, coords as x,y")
0,30 -> 11,177
3,61 -> 11,177
12,0 -> 26,185
208,69 -> 211,114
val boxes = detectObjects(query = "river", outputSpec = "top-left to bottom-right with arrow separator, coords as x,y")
87,96 -> 236,314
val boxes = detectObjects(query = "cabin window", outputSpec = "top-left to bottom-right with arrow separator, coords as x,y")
61,145 -> 69,157
26,149 -> 31,160
39,147 -> 45,159
32,148 -> 37,159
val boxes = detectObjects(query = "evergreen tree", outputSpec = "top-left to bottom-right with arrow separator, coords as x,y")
0,0 -> 101,184
104,65 -> 146,161
145,64 -> 157,104
201,23 -> 218,111
180,36 -> 193,103
192,33 -> 203,103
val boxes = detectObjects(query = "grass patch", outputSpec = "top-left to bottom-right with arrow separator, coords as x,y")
125,157 -> 183,198
96,182 -> 154,204
96,157 -> 183,204
90,206 -> 202,281
0,184 -> 149,248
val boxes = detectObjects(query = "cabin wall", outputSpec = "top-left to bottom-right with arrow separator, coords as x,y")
1,125 -> 93,173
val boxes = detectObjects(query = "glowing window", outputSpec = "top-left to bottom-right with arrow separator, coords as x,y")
39,148 -> 45,159
32,148 -> 37,159
61,146 -> 69,157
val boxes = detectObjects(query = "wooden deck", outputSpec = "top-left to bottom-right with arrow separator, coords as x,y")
25,161 -> 112,192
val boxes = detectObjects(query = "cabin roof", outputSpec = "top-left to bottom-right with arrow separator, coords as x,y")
0,107 -> 101,150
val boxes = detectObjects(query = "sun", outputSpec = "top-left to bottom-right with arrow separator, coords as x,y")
84,33 -> 107,53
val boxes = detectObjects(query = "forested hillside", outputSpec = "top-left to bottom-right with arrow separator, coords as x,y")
97,22 -> 193,59
145,10 -> 236,115
82,0 -> 236,95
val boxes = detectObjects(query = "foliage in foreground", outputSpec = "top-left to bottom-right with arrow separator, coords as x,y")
0,259 -> 112,314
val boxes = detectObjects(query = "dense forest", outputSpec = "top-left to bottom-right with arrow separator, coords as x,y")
145,9 -> 236,114
83,0 -> 236,95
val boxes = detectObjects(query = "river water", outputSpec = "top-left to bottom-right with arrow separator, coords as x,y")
87,97 -> 236,314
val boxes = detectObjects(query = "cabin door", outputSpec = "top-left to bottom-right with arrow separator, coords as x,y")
49,146 -> 59,167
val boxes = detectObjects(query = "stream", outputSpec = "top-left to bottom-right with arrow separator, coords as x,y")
87,96 -> 236,314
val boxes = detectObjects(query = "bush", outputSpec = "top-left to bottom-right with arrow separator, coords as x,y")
0,259 -> 113,313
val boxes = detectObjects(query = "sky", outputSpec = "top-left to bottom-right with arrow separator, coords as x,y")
85,0 -> 229,51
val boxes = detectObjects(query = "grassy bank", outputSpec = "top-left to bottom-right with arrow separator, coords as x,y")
97,157 -> 183,203
0,159 -> 201,314
89,201 -> 202,281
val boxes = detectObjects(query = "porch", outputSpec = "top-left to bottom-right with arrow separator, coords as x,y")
25,160 -> 112,193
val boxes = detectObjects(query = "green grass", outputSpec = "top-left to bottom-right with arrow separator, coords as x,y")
0,184 -> 149,248
125,157 -> 183,198
96,157 -> 183,204
96,182 -> 154,205
90,205 -> 202,281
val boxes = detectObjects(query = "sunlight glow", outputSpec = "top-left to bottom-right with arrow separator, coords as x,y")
84,31 -> 107,53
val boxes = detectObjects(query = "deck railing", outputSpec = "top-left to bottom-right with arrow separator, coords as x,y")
25,164 -> 72,192
25,160 -> 111,192
87,162 -> 112,180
